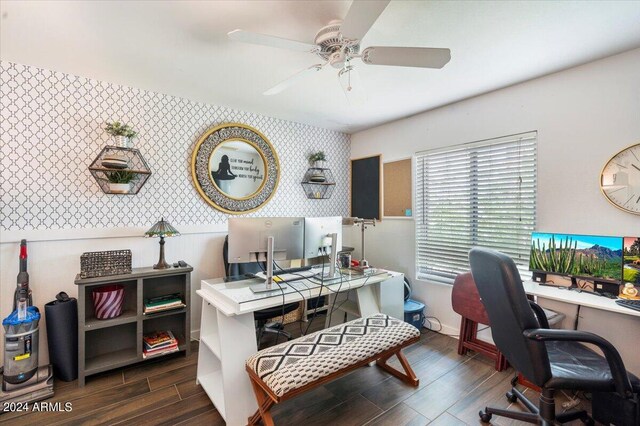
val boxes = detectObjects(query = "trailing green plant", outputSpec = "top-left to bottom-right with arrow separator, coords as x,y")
106,170 -> 137,184
529,235 -> 577,274
308,151 -> 327,165
105,121 -> 138,139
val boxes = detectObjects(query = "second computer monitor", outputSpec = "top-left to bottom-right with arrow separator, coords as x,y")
228,217 -> 304,263
304,216 -> 343,259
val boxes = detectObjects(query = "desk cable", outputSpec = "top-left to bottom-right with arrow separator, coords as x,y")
272,260 -> 314,337
255,254 -> 287,346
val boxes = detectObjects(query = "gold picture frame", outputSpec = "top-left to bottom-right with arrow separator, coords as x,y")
191,123 -> 280,214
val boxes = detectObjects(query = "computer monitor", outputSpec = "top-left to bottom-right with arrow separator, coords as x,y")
228,217 -> 304,264
303,216 -> 343,258
529,232 -> 623,285
623,236 -> 640,286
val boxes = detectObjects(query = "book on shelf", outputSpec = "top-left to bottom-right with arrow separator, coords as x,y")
143,293 -> 185,314
143,330 -> 176,348
143,344 -> 179,359
143,330 -> 179,359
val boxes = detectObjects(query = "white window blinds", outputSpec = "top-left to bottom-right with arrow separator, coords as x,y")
415,131 -> 537,283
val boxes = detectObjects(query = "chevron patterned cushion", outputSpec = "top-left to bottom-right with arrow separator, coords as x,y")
246,313 -> 420,397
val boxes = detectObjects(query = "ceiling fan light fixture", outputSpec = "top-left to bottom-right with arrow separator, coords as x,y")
329,50 -> 347,69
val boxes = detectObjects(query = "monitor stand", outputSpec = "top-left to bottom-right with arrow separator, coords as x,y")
320,233 -> 338,279
249,236 -> 289,293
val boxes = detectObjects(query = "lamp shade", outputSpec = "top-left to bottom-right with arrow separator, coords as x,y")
145,218 -> 180,238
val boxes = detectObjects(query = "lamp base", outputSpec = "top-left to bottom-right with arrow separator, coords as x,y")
153,236 -> 171,269
153,260 -> 171,270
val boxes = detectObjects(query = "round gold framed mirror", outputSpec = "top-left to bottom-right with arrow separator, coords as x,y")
191,123 -> 280,214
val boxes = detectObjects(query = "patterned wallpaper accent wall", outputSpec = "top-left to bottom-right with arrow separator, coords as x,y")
0,62 -> 350,231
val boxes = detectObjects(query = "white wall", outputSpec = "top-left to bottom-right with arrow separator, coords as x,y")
349,48 -> 640,362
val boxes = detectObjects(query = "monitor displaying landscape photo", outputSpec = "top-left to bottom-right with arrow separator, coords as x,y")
529,232 -> 623,283
623,236 -> 640,285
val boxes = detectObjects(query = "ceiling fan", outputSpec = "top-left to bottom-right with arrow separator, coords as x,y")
228,0 -> 451,102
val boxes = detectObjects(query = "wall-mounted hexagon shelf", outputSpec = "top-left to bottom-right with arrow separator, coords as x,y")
89,146 -> 152,195
301,167 -> 336,199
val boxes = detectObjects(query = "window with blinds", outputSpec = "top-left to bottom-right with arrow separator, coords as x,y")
415,131 -> 537,283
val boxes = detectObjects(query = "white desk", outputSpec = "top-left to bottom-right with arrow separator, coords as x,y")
523,281 -> 640,318
196,269 -> 404,426
523,281 -> 640,375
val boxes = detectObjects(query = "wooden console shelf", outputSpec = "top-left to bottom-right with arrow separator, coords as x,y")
74,265 -> 192,386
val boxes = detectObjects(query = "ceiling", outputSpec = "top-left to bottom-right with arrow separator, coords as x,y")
2,1 -> 640,134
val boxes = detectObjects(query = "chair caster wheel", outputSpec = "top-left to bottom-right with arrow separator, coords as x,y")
505,391 -> 517,403
582,418 -> 594,426
510,375 -> 519,386
479,410 -> 492,423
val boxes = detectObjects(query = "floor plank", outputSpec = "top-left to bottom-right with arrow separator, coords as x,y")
0,370 -> 125,422
147,363 -> 198,391
175,378 -> 204,400
115,392 -> 215,426
272,386 -> 344,424
402,355 -> 496,420
428,412 -> 468,426
173,408 -> 225,426
67,386 -> 180,426
305,394 -> 384,426
365,402 -> 430,426
324,362 -> 390,400
2,379 -> 150,426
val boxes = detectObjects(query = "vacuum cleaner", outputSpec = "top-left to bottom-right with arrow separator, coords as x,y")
0,239 -> 54,404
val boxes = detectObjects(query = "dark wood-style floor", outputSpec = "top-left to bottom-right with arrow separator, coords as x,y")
1,317 -> 592,425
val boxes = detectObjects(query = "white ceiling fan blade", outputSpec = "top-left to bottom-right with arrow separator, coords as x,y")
361,46 -> 451,69
228,29 -> 317,52
264,64 -> 324,96
339,64 -> 367,105
340,0 -> 390,41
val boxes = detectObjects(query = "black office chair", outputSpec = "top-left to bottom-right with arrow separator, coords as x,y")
469,247 -> 640,426
223,236 -> 299,347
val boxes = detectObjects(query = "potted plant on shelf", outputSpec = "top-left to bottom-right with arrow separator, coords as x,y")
308,151 -> 327,169
106,170 -> 137,194
105,121 -> 138,148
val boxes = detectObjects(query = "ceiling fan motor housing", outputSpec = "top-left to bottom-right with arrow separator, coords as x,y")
314,20 -> 360,63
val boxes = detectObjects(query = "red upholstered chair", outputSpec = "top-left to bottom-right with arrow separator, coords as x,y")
451,272 -> 508,371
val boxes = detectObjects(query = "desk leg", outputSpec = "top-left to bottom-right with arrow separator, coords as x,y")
217,311 -> 258,426
197,304 -> 258,426
376,274 -> 404,319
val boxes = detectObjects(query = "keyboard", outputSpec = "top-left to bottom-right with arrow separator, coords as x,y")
274,265 -> 312,274
615,299 -> 640,312
254,267 -> 317,283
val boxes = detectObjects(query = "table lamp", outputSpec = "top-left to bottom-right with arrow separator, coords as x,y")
145,218 -> 180,269
343,217 -> 376,271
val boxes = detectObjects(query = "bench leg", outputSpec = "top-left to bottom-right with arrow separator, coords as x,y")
248,375 -> 276,426
376,349 -> 419,387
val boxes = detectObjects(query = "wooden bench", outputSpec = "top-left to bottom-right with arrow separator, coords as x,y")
245,313 -> 420,425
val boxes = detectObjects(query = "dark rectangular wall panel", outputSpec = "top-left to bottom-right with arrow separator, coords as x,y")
351,155 -> 381,220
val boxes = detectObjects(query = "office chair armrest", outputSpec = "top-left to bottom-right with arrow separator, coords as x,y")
523,328 -> 633,397
528,301 -> 550,329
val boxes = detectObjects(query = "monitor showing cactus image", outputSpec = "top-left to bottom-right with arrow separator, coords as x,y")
529,233 -> 623,283
623,236 -> 640,285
